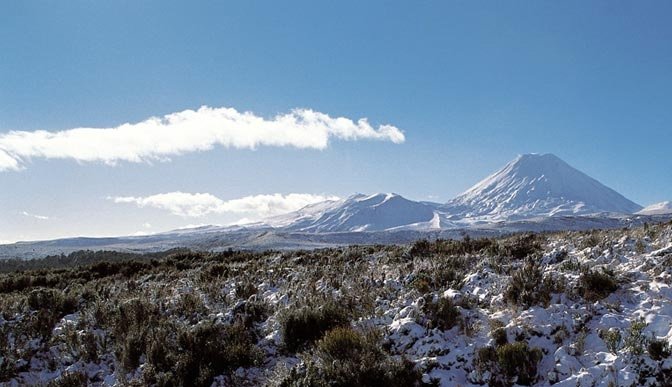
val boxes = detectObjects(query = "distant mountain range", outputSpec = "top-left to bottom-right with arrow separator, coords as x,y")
2,153 -> 670,259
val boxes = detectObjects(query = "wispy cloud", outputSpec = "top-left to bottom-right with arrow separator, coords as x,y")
110,192 -> 339,218
0,106 -> 404,171
21,211 -> 49,220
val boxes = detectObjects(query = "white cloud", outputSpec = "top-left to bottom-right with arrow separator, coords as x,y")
110,192 -> 339,218
21,211 -> 49,220
0,106 -> 405,171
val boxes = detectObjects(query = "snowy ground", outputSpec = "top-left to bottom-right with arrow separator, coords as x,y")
1,221 -> 671,386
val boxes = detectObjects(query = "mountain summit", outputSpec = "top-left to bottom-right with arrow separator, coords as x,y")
637,201 -> 672,215
442,153 -> 642,220
272,193 -> 438,232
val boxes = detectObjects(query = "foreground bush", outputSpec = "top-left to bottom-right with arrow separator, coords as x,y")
277,326 -> 420,387
578,268 -> 618,301
171,322 -> 263,386
475,341 -> 542,386
503,260 -> 553,309
280,302 -> 349,352
422,297 -> 462,330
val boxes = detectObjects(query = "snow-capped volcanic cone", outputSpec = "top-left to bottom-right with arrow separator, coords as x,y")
270,193 -> 439,232
442,153 -> 642,220
637,201 -> 672,215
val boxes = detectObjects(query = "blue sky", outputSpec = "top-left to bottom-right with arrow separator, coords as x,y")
1,1 -> 671,242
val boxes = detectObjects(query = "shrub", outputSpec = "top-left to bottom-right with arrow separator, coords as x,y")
175,292 -> 207,323
118,330 -> 145,372
280,302 -> 349,352
47,371 -> 88,387
475,342 -> 542,386
277,326 -> 421,387
504,260 -> 552,309
494,234 -> 542,260
423,297 -> 461,330
492,327 -> 508,347
26,288 -> 78,317
411,273 -> 431,294
578,268 -> 618,301
233,299 -> 269,328
235,279 -> 258,299
601,328 -> 622,354
409,239 -> 432,257
108,298 -> 164,373
174,322 -> 263,387
496,342 -> 542,385
624,319 -> 647,355
648,338 -> 671,361
579,232 -> 602,249
21,289 -> 79,339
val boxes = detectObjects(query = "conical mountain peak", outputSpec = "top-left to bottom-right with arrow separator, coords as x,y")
445,154 -> 642,219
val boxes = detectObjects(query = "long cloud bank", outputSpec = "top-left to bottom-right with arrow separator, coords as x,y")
110,192 -> 339,218
0,106 -> 404,171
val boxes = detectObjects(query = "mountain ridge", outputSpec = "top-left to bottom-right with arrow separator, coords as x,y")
256,153 -> 643,232
2,153 -> 666,259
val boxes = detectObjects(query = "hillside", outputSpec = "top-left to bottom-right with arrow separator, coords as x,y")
1,221 -> 671,386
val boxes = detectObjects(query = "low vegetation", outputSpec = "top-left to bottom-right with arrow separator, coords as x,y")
0,221 -> 670,385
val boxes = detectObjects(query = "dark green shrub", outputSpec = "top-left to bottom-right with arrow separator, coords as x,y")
474,346 -> 498,379
648,338 -> 671,361
504,260 -> 552,308
175,292 -> 207,323
409,239 -> 432,257
278,326 -> 421,387
579,232 -> 602,249
79,330 -> 99,363
492,327 -> 508,347
174,322 -> 262,387
409,236 -> 497,257
423,297 -> 461,330
280,302 -> 349,352
600,329 -> 622,354
495,234 -> 542,260
497,342 -> 542,385
235,280 -> 258,299
411,273 -> 431,294
475,342 -> 542,386
118,330 -> 145,372
233,299 -> 269,328
578,268 -> 618,301
26,288 -> 78,316
624,319 -> 647,355
47,371 -> 88,387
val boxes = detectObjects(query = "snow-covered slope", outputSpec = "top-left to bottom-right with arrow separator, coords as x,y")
269,193 -> 440,232
637,201 -> 672,215
442,153 -> 642,220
